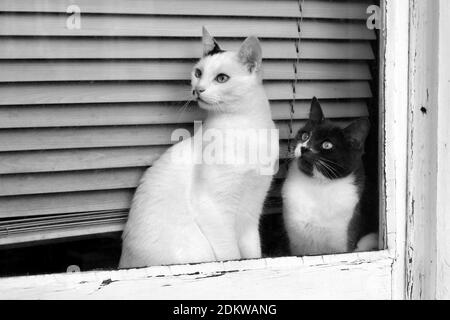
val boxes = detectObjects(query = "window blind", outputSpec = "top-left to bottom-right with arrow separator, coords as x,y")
0,0 -> 375,246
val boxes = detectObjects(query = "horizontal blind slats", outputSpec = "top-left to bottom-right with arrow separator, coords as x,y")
0,39 -> 375,60
0,101 -> 368,129
0,61 -> 372,82
0,125 -> 184,152
0,117 -> 360,175
0,188 -> 283,219
0,190 -> 134,218
0,168 -> 146,196
5,135 -> 357,200
0,162 -> 296,196
0,15 -> 376,40
0,0 -> 370,20
0,221 -> 125,246
0,147 -> 167,174
0,81 -> 372,105
0,211 -> 126,228
0,120 -> 351,152
0,0 -> 376,244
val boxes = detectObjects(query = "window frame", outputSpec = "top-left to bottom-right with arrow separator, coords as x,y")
0,0 -> 425,299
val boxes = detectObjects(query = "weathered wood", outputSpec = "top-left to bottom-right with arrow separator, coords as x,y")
382,0 -> 410,300
406,0 -> 440,300
436,0 -> 450,300
0,251 -> 393,300
405,0 -> 450,300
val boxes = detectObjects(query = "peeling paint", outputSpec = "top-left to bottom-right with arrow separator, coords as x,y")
97,278 -> 117,290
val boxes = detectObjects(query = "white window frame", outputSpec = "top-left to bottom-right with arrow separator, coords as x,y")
1,0 -> 449,300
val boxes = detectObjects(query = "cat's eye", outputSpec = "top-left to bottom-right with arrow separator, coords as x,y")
194,68 -> 202,78
301,132 -> 310,141
215,73 -> 229,83
322,141 -> 334,150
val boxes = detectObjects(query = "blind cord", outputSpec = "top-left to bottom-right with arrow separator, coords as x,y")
287,0 -> 305,157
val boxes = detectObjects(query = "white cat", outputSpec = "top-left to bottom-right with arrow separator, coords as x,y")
119,28 -> 278,268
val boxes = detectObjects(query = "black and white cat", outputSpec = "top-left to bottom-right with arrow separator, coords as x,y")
282,97 -> 378,256
119,28 -> 278,268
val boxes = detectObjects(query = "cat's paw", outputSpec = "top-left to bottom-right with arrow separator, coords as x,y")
354,233 -> 378,252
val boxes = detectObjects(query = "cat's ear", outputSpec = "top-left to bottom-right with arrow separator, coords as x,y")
238,36 -> 262,73
309,97 -> 325,124
343,118 -> 370,150
202,26 -> 222,57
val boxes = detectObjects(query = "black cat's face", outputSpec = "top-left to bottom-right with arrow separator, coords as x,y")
294,97 -> 370,180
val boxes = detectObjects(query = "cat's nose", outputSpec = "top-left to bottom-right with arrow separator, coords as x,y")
194,87 -> 206,96
300,147 -> 310,154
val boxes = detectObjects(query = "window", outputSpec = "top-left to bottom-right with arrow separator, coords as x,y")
1,0 -> 447,300
0,0 -> 379,261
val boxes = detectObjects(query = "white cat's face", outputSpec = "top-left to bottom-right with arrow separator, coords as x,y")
191,52 -> 258,111
191,28 -> 263,113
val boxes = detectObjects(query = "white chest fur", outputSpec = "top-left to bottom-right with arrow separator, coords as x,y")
282,162 -> 359,256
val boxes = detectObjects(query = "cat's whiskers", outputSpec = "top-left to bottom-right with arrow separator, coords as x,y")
316,159 -> 338,179
175,99 -> 193,123
325,163 -> 339,179
177,98 -> 192,113
320,161 -> 336,179
314,160 -> 331,179
319,157 -> 345,170
211,99 -> 226,113
316,156 -> 342,176
319,160 -> 339,178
